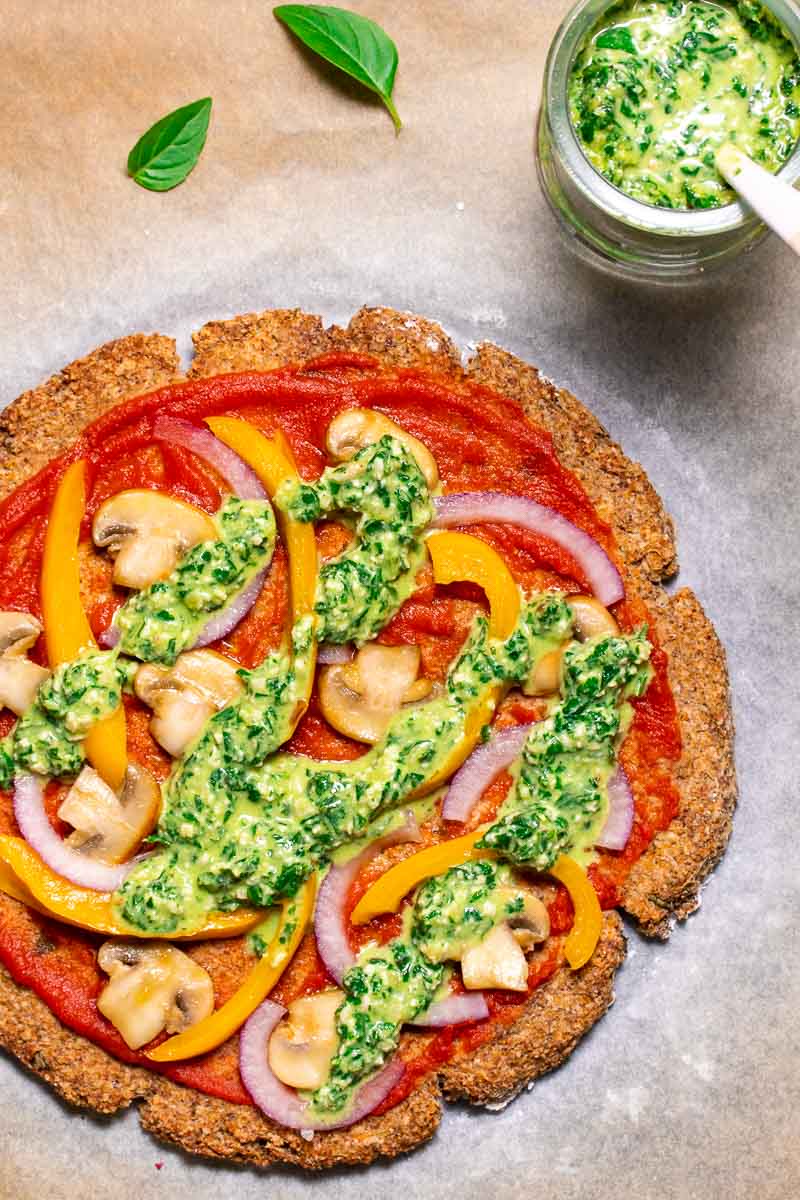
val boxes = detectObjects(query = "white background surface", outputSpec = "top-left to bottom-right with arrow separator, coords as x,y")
1,2 -> 798,1197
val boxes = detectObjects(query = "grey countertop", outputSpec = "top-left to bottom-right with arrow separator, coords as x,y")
1,3 -> 798,1197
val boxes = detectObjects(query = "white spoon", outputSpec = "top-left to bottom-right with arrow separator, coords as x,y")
716,142 -> 800,257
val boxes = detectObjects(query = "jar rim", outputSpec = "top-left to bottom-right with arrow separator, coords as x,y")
546,0 -> 800,237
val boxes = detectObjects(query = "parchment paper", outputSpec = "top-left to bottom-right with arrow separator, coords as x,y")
1,2 -> 798,1198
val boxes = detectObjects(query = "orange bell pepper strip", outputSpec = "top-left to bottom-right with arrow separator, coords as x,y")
0,835 -> 262,940
205,418 -> 317,733
418,531 -> 521,793
427,531 -> 520,641
146,874 -> 317,1062
41,460 -> 127,791
350,831 -> 494,925
351,843 -> 602,970
548,855 -> 602,970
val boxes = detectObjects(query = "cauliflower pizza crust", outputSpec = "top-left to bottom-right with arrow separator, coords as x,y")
0,306 -> 735,1169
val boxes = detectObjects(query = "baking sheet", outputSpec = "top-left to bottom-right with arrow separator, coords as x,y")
1,2 -> 798,1197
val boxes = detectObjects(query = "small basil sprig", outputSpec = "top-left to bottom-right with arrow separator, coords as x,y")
274,4 -> 402,131
127,97 -> 213,192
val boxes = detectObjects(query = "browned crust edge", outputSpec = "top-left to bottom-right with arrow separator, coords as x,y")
0,305 -> 735,1166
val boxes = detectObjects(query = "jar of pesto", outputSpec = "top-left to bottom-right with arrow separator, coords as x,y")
536,0 -> 800,282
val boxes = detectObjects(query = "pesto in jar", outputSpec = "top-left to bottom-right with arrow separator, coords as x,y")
569,0 -> 800,209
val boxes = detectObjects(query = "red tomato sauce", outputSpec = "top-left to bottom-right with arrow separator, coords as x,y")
0,355 -> 681,1111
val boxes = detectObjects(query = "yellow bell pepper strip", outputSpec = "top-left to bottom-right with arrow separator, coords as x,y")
350,831 -> 494,926
426,530 -> 519,640
548,855 -> 602,970
0,835 -> 262,941
0,858 -> 44,912
41,460 -> 127,791
205,418 -> 317,733
418,531 -> 521,793
146,873 -> 317,1062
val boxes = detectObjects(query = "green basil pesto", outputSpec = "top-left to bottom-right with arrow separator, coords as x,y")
479,630 -> 652,869
114,595 -> 573,934
0,649 -> 133,787
115,497 -> 276,665
307,859 -> 525,1117
276,435 -> 434,645
569,0 -> 800,209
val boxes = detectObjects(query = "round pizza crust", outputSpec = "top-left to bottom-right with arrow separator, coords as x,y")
0,306 -> 735,1168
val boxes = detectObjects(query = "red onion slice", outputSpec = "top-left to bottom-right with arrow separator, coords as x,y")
432,492 -> 624,605
153,416 -> 266,500
442,724 -> 533,823
193,569 -> 266,648
314,812 -> 421,986
411,990 -> 489,1028
239,999 -> 404,1131
316,642 -> 355,665
596,766 -> 634,851
13,773 -> 135,892
98,624 -> 120,649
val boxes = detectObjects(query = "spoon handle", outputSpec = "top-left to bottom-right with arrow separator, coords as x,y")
716,143 -> 800,257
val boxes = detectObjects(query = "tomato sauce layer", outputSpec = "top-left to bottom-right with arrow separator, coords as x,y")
0,356 -> 681,1109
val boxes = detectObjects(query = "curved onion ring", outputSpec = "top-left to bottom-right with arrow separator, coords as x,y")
316,642 -> 354,665
442,724 -> 533,823
239,999 -> 404,1132
596,766 -> 634,851
314,813 -> 421,986
411,991 -> 489,1027
432,492 -> 624,605
98,624 -> 120,649
193,569 -> 267,648
153,416 -> 266,500
13,773 -> 136,892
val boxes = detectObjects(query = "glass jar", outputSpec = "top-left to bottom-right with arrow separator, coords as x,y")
536,0 -> 800,284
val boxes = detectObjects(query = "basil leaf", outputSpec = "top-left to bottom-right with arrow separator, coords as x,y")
274,4 -> 401,131
596,26 -> 636,54
127,97 -> 213,192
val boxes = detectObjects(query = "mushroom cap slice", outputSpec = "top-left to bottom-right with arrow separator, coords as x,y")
523,646 -> 565,698
97,941 -> 214,1050
319,643 -> 435,744
0,611 -> 42,657
0,657 -> 50,716
134,650 -> 243,759
58,763 -> 161,864
92,490 -> 217,590
326,409 -> 439,490
506,891 -> 551,950
460,923 -> 529,992
268,989 -> 344,1090
569,594 -> 620,641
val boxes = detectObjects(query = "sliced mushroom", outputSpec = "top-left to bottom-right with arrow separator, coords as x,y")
134,649 -> 243,758
460,923 -> 529,992
523,597 -> 619,698
0,658 -> 50,716
58,763 -> 161,864
569,595 -> 619,641
326,409 -> 439,490
505,892 -> 550,950
319,643 -> 436,744
0,612 -> 42,657
0,611 -> 49,715
268,989 -> 344,1090
92,490 -> 217,590
523,647 -> 564,698
97,941 -> 214,1050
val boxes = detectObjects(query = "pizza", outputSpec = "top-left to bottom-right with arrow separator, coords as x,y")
0,306 -> 735,1169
